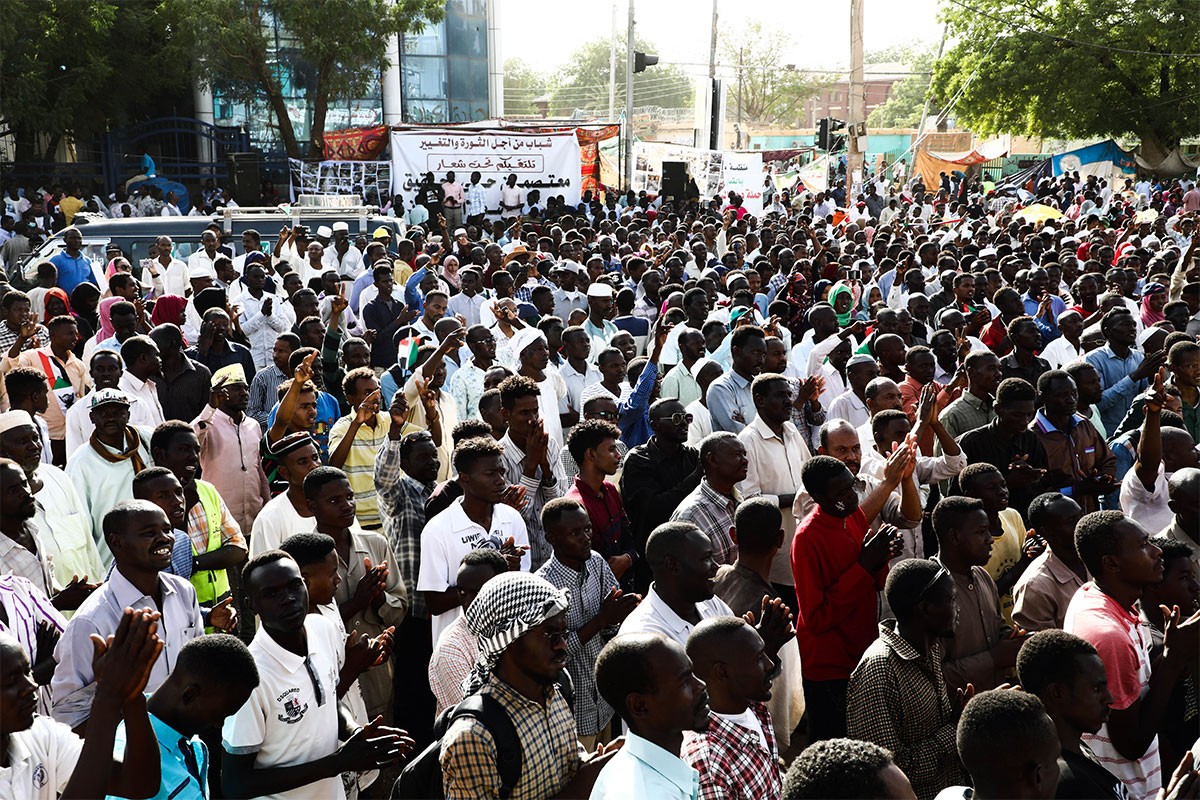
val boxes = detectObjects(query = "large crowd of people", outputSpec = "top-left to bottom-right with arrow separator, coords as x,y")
1,165 -> 1199,800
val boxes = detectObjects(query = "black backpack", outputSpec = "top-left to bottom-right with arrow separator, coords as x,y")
391,673 -> 574,800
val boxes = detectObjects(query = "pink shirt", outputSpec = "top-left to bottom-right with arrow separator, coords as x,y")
1064,582 -> 1162,800
192,405 -> 271,533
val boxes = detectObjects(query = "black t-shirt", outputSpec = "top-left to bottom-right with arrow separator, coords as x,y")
1055,746 -> 1129,800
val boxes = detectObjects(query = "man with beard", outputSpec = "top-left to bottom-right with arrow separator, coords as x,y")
193,363 -> 271,532
683,617 -> 784,800
51,500 -> 205,731
65,389 -> 152,566
0,412 -> 103,596
847,558 -> 965,798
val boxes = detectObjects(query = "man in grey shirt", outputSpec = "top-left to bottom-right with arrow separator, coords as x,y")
51,499 -> 204,730
707,325 -> 767,432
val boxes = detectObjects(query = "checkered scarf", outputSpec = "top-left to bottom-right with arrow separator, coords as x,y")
462,572 -> 569,695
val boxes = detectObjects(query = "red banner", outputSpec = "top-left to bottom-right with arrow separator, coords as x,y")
321,125 -> 390,161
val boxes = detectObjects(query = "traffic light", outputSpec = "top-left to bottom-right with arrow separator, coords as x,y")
817,118 -> 830,150
634,51 -> 659,73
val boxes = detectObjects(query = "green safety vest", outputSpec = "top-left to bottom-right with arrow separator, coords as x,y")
190,480 -> 231,606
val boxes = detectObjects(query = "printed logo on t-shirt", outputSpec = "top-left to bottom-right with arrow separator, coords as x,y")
276,688 -> 309,724
32,764 -> 47,788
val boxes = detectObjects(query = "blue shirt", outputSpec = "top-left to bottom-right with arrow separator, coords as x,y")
707,369 -> 754,433
51,251 -> 95,295
109,710 -> 207,800
1022,292 -> 1067,341
266,390 -> 341,460
1084,344 -> 1148,435
618,358 -> 658,449
589,731 -> 699,800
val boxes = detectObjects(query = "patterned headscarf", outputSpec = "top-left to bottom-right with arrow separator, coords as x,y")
462,571 -> 569,696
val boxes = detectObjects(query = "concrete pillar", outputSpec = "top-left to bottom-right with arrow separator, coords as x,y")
487,0 -> 503,118
193,68 -> 216,167
382,30 -> 404,126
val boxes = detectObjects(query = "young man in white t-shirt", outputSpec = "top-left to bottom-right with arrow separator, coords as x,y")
0,611 -> 162,800
222,551 -> 412,800
417,436 -> 530,645
250,435 -> 321,556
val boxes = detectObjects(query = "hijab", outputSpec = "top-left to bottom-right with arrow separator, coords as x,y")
96,296 -> 121,340
1140,282 -> 1166,327
150,294 -> 188,328
829,281 -> 860,327
42,288 -> 71,323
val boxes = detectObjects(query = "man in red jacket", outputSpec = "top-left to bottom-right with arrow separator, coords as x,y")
791,454 -> 901,742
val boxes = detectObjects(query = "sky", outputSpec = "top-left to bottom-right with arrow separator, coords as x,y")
499,0 -> 945,78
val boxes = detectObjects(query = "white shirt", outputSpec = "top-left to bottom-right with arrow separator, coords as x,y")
32,463 -> 104,587
447,291 -> 486,327
51,569 -> 203,729
826,390 -> 869,428
322,244 -> 364,279
65,426 -> 152,567
559,360 -> 602,417
737,416 -> 811,585
152,257 -> 189,297
1041,336 -> 1084,370
240,292 -> 290,370
618,584 -> 734,645
499,185 -> 525,213
0,716 -> 84,800
1120,465 -> 1173,534
64,389 -> 99,458
250,493 -> 315,557
118,371 -> 165,428
685,400 -> 714,447
417,498 -> 530,644
187,249 -> 220,280
222,615 -> 346,800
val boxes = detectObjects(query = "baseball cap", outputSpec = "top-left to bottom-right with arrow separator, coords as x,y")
372,226 -> 391,239
90,388 -> 133,409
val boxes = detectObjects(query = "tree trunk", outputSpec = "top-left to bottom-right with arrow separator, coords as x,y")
262,82 -> 302,160
1136,126 -> 1176,168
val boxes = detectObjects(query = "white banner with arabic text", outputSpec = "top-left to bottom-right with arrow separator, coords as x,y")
722,152 -> 764,216
389,129 -> 581,214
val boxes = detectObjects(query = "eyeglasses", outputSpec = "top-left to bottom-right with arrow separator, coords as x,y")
590,410 -> 618,420
539,629 -> 569,645
665,412 -> 694,425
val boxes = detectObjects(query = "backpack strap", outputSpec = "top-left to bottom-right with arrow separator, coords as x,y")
453,694 -> 522,798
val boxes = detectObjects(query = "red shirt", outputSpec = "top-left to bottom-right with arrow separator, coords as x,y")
566,476 -> 631,561
791,505 -> 886,681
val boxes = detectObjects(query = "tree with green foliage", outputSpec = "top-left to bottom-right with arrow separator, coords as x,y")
867,44 -> 937,129
550,37 -> 692,116
720,23 -> 827,127
0,0 -> 190,163
503,58 -> 555,117
173,0 -> 444,159
931,0 -> 1200,161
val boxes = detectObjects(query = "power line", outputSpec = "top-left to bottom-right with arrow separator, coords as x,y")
943,0 -> 1200,58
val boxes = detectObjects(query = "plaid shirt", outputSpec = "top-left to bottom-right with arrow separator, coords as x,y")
670,479 -> 740,565
535,553 -> 619,736
683,703 -> 783,800
465,181 -> 487,217
375,438 -> 434,619
847,620 -> 963,799
513,276 -> 555,304
441,674 -> 583,800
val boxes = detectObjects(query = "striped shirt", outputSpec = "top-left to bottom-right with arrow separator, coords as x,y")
1065,582 -> 1162,800
328,413 -> 392,528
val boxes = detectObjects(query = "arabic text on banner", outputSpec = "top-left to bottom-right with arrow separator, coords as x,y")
389,130 -> 582,212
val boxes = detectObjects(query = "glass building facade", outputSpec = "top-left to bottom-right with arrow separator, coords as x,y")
400,0 -> 490,124
208,0 -> 491,154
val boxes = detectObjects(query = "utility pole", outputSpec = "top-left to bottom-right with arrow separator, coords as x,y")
846,0 -> 865,206
608,1 -> 617,122
707,0 -> 718,149
624,0 -> 635,189
737,47 -> 744,128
